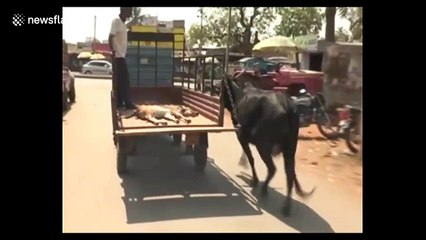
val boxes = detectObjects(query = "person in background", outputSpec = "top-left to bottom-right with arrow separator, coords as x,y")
109,7 -> 136,110
254,56 -> 268,75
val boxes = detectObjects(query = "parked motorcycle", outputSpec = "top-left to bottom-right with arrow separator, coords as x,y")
337,105 -> 362,153
292,89 -> 341,139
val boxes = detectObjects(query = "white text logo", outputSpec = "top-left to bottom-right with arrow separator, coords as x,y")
12,13 -> 62,26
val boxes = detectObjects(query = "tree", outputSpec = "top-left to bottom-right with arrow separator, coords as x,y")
325,7 -> 337,42
126,7 -> 144,28
274,7 -> 324,38
187,24 -> 210,49
201,7 -> 275,56
335,27 -> 350,42
347,7 -> 362,41
325,7 -> 362,42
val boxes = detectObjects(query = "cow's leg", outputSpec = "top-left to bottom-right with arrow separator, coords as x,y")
236,136 -> 258,187
240,143 -> 259,187
281,141 -> 297,216
255,144 -> 276,196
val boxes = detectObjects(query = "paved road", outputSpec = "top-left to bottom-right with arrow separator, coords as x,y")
63,77 -> 362,233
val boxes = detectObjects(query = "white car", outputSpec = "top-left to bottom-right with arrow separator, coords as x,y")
82,60 -> 112,75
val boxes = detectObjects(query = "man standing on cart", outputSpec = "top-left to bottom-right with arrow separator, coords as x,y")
109,7 -> 137,110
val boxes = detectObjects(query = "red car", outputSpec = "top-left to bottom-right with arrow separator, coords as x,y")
234,57 -> 324,96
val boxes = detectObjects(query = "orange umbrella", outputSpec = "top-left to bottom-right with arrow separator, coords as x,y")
90,53 -> 105,60
77,51 -> 92,59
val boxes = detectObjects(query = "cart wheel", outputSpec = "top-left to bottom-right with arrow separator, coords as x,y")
117,148 -> 127,175
63,91 -> 69,111
117,139 -> 133,175
113,135 -> 117,146
172,134 -> 182,145
68,79 -> 76,103
193,144 -> 207,172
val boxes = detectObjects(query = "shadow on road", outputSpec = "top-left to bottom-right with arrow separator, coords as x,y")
236,173 -> 335,233
120,135 -> 262,224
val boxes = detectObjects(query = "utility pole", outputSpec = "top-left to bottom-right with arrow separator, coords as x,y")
198,8 -> 204,56
196,8 -> 204,91
92,15 -> 97,53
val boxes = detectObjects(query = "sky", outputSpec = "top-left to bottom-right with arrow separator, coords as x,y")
62,7 -> 350,44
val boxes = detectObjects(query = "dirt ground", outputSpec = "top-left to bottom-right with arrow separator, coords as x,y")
223,109 -> 363,197
290,120 -> 362,197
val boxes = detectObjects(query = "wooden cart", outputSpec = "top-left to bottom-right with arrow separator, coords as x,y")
111,31 -> 236,174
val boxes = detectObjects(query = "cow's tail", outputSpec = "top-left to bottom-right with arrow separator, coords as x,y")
238,151 -> 250,169
290,98 -> 315,199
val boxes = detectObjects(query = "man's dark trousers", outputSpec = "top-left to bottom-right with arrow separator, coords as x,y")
114,57 -> 133,108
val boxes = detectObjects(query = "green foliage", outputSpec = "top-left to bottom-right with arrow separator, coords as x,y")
335,27 -> 350,42
126,7 -> 144,27
274,7 -> 324,38
188,7 -> 275,55
187,24 -> 209,48
325,7 -> 363,42
347,7 -> 362,41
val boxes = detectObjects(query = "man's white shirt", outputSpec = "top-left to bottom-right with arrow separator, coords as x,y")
110,18 -> 128,58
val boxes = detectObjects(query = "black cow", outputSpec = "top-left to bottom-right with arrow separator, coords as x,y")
221,72 -> 315,216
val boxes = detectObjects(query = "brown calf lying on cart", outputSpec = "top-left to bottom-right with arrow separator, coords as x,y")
122,105 -> 199,125
178,105 -> 200,118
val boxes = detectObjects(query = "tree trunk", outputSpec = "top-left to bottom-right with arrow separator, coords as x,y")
243,42 -> 252,56
242,30 -> 252,56
325,7 -> 336,42
323,7 -> 337,110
